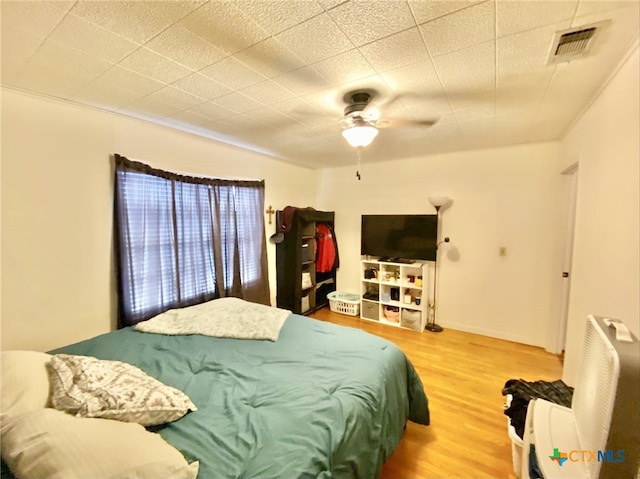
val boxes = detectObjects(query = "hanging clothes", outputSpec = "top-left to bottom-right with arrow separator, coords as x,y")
315,223 -> 339,273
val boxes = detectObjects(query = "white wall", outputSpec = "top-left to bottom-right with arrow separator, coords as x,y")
559,44 -> 640,385
1,88 -> 317,352
316,142 -> 565,348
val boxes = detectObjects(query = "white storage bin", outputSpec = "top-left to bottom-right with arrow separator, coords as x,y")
301,294 -> 310,313
505,394 -> 523,478
327,291 -> 360,316
508,419 -> 524,478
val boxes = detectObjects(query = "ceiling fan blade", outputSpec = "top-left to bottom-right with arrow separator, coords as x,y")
361,93 -> 404,120
376,118 -> 438,129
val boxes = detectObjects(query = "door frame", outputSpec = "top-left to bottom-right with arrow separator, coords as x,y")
552,162 -> 579,354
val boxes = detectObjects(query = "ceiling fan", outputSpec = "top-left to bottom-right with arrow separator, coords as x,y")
338,89 -> 438,148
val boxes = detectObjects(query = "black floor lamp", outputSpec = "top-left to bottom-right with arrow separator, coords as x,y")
426,196 -> 451,333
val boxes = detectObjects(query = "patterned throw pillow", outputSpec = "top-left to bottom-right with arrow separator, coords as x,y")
47,354 -> 196,426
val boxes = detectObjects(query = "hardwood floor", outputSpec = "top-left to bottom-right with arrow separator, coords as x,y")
309,307 -> 564,479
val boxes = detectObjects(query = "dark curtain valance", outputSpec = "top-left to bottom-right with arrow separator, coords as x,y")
115,154 -> 265,188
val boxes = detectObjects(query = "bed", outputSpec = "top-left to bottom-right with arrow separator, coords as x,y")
1,300 -> 429,479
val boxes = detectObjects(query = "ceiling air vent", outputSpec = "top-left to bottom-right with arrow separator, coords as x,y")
548,22 -> 606,64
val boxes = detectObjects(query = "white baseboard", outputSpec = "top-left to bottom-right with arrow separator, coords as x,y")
439,321 -> 542,348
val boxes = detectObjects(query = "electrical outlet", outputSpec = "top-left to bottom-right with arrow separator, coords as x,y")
499,246 -> 507,256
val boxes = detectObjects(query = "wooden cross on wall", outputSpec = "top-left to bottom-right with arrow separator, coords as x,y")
265,205 -> 275,225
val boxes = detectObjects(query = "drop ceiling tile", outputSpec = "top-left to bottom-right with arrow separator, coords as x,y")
379,59 -> 442,95
207,115 -> 261,136
144,86 -> 205,111
234,0 -> 324,35
71,82 -> 142,111
496,72 -> 553,95
452,104 -> 495,122
458,115 -> 496,134
119,47 -> 193,84
48,13 -> 139,63
0,1 -> 74,37
0,25 -> 46,82
1,0 -> 637,169
531,106 -> 578,139
193,122 -> 238,144
571,2 -> 640,50
166,108 -> 216,127
423,109 -> 457,126
172,73 -> 232,100
328,0 -> 416,46
495,111 -> 537,130
213,91 -> 263,114
240,80 -> 296,105
409,0 -> 485,24
317,0 -> 350,11
495,112 -> 537,144
118,95 -> 183,119
496,21 -> 569,80
547,63 -> 605,111
71,1 -> 200,45
179,1 -> 269,55
14,47 -> 106,99
144,24 -> 226,70
447,88 -> 495,112
189,102 -> 236,122
272,67 -> 331,96
359,28 -> 429,73
275,12 -> 354,64
496,0 -> 579,38
242,106 -> 293,129
270,98 -> 333,128
432,40 -> 496,92
420,1 -> 495,57
118,87 -> 199,119
379,127 -> 432,145
574,0 -> 638,18
541,5 -> 639,116
495,82 -> 548,115
458,119 -> 497,148
401,96 -> 455,121
23,39 -> 113,85
233,37 -> 306,78
200,56 -> 266,90
312,49 -> 376,85
96,66 -> 165,96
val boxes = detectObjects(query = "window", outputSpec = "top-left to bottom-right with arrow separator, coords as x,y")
114,155 -> 270,327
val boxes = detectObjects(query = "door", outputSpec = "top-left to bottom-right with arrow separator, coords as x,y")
554,164 -> 579,354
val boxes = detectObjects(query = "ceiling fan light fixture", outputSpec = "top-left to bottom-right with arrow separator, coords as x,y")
342,125 -> 379,147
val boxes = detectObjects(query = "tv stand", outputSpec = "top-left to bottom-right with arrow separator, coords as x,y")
360,258 -> 428,332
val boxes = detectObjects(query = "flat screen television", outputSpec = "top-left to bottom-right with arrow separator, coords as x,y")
361,214 -> 438,261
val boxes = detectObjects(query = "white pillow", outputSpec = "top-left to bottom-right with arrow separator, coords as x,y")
1,350 -> 52,418
0,408 -> 199,479
47,354 -> 196,426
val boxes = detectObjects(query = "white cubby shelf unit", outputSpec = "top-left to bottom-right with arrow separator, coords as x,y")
360,258 -> 429,332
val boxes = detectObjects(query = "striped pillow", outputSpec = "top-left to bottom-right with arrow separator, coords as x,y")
1,408 -> 199,479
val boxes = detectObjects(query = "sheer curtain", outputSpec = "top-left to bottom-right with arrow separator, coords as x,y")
114,154 -> 270,327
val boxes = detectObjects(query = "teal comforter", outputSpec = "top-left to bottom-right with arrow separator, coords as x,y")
52,314 -> 429,479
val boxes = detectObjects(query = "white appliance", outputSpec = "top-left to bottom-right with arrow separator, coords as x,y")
521,315 -> 639,479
